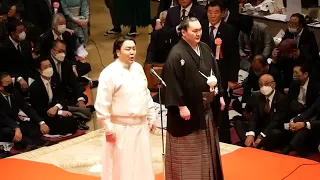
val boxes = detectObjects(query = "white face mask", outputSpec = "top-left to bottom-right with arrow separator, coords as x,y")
18,31 -> 26,41
288,27 -> 298,34
57,25 -> 66,34
42,67 -> 54,78
260,86 -> 273,96
55,53 -> 65,62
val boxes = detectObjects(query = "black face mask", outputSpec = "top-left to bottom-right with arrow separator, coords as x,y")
3,83 -> 14,93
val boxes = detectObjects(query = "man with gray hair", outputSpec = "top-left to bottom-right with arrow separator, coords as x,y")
37,13 -> 92,80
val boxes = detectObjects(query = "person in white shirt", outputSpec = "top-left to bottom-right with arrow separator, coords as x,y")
95,37 -> 157,180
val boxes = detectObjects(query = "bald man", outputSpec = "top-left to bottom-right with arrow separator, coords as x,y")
244,74 -> 290,150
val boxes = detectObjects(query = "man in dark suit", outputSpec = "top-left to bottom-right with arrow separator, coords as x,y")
49,40 -> 87,106
244,74 -> 289,150
282,96 -> 320,157
159,0 -> 206,48
242,55 -> 284,104
201,0 -> 240,143
0,19 -> 36,94
0,72 -> 50,148
220,0 -> 239,33
273,39 -> 313,89
272,13 -> 319,72
238,15 -> 275,59
37,13 -> 77,61
23,0 -> 62,33
36,13 -> 91,77
146,11 -> 171,64
29,58 -> 78,135
288,63 -> 320,117
49,40 -> 89,129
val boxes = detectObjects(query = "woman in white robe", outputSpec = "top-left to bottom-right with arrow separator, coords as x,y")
95,37 -> 157,180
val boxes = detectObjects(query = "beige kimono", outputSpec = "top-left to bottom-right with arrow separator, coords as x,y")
95,59 -> 156,180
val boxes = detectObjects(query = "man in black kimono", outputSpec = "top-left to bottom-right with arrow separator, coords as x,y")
163,16 -> 224,180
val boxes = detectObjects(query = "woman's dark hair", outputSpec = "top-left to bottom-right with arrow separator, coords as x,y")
112,36 -> 136,59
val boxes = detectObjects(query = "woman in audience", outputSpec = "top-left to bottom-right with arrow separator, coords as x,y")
60,0 -> 89,45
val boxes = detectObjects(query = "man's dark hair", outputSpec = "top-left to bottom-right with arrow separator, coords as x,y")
239,14 -> 254,33
178,16 -> 199,32
253,54 -> 268,66
35,56 -> 51,70
206,0 -> 227,11
52,39 -> 66,49
7,19 -> 23,36
295,63 -> 310,74
0,72 -> 10,82
112,36 -> 136,59
290,13 -> 306,28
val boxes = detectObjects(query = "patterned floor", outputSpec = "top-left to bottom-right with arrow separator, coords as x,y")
10,128 -> 241,177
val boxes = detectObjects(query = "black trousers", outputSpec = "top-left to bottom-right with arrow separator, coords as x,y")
0,121 -> 42,145
105,0 -> 120,28
217,90 -> 231,143
289,128 -> 320,152
45,116 -> 78,135
234,119 -> 287,150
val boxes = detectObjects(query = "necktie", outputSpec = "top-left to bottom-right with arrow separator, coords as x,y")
46,82 -> 53,103
265,98 -> 270,114
17,44 -> 21,53
5,95 -> 11,107
181,9 -> 187,20
209,26 -> 215,48
301,86 -> 306,104
56,62 -> 62,80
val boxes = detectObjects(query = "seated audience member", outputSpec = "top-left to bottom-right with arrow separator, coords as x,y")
49,40 -> 90,129
0,19 -> 37,94
23,0 -> 62,33
37,13 -> 92,79
288,63 -> 320,117
272,39 -> 311,89
273,13 -> 319,63
243,74 -> 289,150
0,72 -> 50,148
38,13 -> 77,62
242,55 -> 283,104
60,0 -> 89,45
238,15 -> 275,60
145,10 -> 171,64
5,4 -> 42,44
282,96 -> 320,157
0,0 -> 20,15
29,57 -> 78,135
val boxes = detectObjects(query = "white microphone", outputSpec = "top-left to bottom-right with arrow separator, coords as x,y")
150,69 -> 166,87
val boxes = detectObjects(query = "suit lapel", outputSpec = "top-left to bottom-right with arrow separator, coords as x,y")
40,79 -> 50,104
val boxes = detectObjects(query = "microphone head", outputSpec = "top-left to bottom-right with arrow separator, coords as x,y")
150,68 -> 155,74
53,2 -> 60,8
